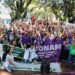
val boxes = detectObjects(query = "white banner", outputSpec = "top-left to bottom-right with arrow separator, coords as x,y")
13,62 -> 62,72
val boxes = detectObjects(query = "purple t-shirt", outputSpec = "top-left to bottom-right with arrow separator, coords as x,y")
34,37 -> 41,45
22,35 -> 30,44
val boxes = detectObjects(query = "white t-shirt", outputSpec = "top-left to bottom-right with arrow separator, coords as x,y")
9,34 -> 13,41
4,54 -> 14,68
24,48 -> 38,61
24,48 -> 30,60
29,48 -> 38,60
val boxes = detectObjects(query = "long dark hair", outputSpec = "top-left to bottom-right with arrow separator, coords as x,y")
40,59 -> 50,75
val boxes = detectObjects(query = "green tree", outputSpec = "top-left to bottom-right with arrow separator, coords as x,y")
62,0 -> 75,19
5,0 -> 32,20
39,0 -> 75,20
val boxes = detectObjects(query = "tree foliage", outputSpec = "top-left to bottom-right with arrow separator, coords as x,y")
5,0 -> 75,21
39,0 -> 75,20
5,0 -> 32,20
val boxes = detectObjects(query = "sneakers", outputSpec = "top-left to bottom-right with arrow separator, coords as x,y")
6,68 -> 11,72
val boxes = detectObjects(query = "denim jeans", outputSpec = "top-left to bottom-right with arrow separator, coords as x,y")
68,55 -> 75,64
8,64 -> 15,71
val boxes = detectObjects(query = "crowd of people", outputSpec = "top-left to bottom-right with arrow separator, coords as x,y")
0,19 -> 75,72
0,20 -> 74,46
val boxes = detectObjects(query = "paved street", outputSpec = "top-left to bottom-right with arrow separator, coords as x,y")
0,63 -> 75,75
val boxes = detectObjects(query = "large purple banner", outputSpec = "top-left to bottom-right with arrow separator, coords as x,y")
36,41 -> 62,61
